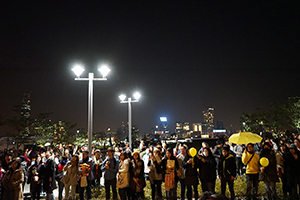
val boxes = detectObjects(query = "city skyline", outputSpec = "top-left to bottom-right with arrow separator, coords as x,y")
1,1 -> 299,135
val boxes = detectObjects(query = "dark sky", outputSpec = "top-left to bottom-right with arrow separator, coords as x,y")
1,1 -> 300,134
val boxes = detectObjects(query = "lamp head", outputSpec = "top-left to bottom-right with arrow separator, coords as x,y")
98,64 -> 111,78
119,94 -> 126,101
133,92 -> 141,100
72,64 -> 85,77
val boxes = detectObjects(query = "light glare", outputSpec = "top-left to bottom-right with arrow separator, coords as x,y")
133,92 -> 141,100
160,117 -> 167,122
98,65 -> 111,78
119,94 -> 126,101
72,64 -> 85,77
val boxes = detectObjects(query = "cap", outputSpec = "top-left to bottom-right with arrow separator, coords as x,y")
222,145 -> 230,152
132,149 -> 140,155
106,147 -> 114,152
289,144 -> 297,150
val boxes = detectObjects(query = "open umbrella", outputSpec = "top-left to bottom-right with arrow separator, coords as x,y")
229,132 -> 262,144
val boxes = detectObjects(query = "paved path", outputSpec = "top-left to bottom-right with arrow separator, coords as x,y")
23,177 -> 105,199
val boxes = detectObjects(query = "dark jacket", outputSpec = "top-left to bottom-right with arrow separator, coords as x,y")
79,156 -> 94,181
218,153 -> 236,178
199,155 -> 217,182
129,159 -> 146,190
183,155 -> 199,186
259,149 -> 279,182
285,151 -> 300,185
212,146 -> 222,160
43,157 -> 56,191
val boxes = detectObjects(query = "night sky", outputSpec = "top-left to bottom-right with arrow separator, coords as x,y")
1,1 -> 300,134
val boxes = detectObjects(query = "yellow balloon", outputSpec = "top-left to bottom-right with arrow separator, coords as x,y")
260,157 -> 269,167
189,147 -> 197,157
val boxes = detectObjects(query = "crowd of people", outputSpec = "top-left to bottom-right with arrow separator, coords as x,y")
0,135 -> 300,200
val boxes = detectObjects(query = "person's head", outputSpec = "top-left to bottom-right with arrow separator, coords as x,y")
216,140 -> 223,148
166,148 -> 173,159
153,148 -> 160,156
180,146 -> 186,155
5,152 -> 13,161
82,150 -> 89,159
45,151 -> 52,159
222,145 -> 230,157
107,148 -> 114,158
294,138 -> 300,147
203,147 -> 211,157
132,149 -> 140,161
202,142 -> 208,148
162,143 -> 167,149
280,143 -> 287,153
263,142 -> 272,150
289,144 -> 298,154
120,151 -> 128,161
246,143 -> 254,153
72,154 -> 79,164
11,160 -> 21,171
64,149 -> 69,155
95,150 -> 101,158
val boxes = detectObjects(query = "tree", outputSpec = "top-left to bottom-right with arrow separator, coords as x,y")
283,97 -> 300,133
32,113 -> 77,145
53,120 -> 77,145
73,128 -> 88,146
6,106 -> 34,149
94,131 -> 106,141
32,112 -> 55,145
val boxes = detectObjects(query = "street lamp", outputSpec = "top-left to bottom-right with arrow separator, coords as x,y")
119,92 -> 141,149
72,63 -> 110,153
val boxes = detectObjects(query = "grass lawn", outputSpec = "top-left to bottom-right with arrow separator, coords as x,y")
91,176 -> 286,199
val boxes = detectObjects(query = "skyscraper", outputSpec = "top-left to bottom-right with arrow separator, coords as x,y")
20,92 -> 31,121
203,107 -> 214,134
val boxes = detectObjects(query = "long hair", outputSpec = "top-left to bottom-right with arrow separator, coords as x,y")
120,151 -> 128,161
71,154 -> 79,167
164,147 -> 176,160
203,147 -> 213,157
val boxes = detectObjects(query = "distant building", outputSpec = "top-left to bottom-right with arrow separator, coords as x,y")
216,120 -> 224,129
203,107 -> 214,134
175,122 -> 183,134
193,123 -> 202,132
21,92 -> 31,121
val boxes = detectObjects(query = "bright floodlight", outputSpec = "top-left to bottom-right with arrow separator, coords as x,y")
133,92 -> 141,100
119,94 -> 126,101
98,65 -> 111,78
72,64 -> 85,77
160,117 -> 167,122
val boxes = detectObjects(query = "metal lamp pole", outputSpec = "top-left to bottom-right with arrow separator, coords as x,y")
119,93 -> 140,149
72,65 -> 110,153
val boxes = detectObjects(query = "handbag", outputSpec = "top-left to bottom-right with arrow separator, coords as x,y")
176,168 -> 182,177
80,176 -> 88,187
116,172 -> 129,188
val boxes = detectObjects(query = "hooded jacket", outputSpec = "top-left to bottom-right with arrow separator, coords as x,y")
218,153 -> 236,178
242,151 -> 260,174
79,156 -> 94,181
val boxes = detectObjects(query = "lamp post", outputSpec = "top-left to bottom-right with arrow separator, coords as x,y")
119,92 -> 141,149
72,64 -> 110,153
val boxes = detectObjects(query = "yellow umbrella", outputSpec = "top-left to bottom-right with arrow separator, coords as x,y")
229,132 -> 262,144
